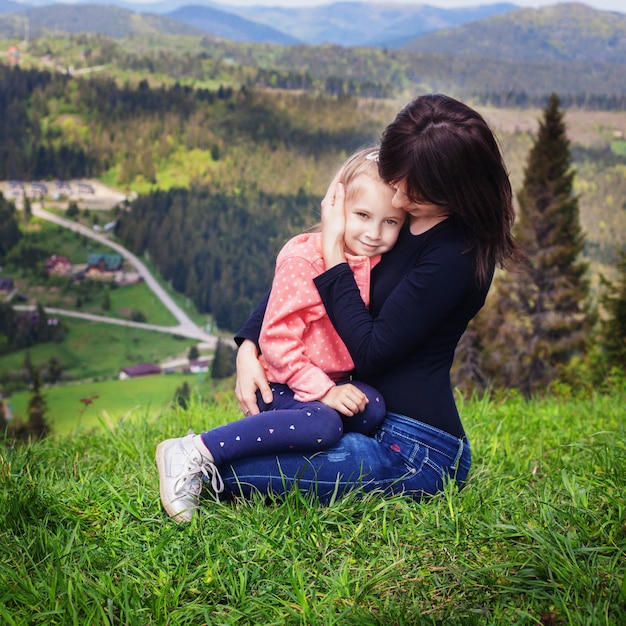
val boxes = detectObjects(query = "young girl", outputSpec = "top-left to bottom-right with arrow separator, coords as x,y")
157,147 -> 406,521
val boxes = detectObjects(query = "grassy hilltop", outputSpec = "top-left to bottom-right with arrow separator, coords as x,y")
1,387 -> 624,623
0,11 -> 626,623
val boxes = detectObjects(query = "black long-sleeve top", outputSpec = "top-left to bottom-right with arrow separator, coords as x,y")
236,217 -> 492,438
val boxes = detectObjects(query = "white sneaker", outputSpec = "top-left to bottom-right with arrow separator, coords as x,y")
155,431 -> 224,522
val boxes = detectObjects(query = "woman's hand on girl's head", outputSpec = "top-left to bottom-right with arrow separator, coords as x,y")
320,172 -> 348,268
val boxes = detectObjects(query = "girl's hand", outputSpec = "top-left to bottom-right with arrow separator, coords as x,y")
235,339 -> 273,416
320,170 -> 347,268
320,383 -> 368,416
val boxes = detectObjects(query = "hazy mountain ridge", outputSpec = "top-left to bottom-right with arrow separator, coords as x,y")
402,2 -> 626,63
0,3 -> 204,38
0,1 -> 624,65
0,0 -> 25,12
222,1 -> 519,47
0,1 -> 520,46
166,5 -> 299,45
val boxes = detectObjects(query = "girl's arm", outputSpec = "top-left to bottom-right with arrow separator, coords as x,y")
320,175 -> 348,269
234,339 -> 272,416
260,254 -> 336,402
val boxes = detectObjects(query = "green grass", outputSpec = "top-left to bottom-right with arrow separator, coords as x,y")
0,319 -> 198,381
103,282 -> 179,326
1,388 -> 624,624
611,139 -> 626,157
6,373 -> 212,435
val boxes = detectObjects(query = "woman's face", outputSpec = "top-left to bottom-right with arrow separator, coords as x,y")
391,180 -> 443,219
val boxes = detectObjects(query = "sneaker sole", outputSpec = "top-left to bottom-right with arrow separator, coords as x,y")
155,440 -> 193,523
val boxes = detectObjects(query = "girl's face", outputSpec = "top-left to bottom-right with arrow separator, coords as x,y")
343,176 -> 405,257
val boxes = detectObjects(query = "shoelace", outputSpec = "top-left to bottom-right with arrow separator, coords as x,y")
174,451 -> 224,499
198,460 -> 225,495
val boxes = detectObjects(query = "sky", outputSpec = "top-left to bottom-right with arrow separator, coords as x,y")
148,0 -> 625,13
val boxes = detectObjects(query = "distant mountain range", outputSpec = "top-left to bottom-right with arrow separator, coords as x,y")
220,2 -> 519,48
0,3 -> 203,39
0,1 -> 520,47
401,2 -> 626,63
0,1 -> 625,64
166,5 -> 299,45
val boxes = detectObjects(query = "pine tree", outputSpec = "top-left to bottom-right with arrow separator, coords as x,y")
25,364 -> 48,438
0,196 -> 21,263
599,248 -> 626,372
23,196 -> 32,222
484,93 -> 591,395
211,339 -> 236,380
174,381 -> 191,409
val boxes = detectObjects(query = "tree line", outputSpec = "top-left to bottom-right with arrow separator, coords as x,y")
114,185 -> 317,331
113,94 -> 626,397
0,65 -> 377,186
19,33 -> 626,110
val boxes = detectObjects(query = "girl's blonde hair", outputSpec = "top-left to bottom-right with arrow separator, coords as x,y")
307,147 -> 384,234
339,147 -> 382,200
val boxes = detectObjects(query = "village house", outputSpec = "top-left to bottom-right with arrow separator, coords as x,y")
0,278 -> 14,293
87,253 -> 123,275
188,359 -> 210,374
30,182 -> 48,198
46,255 -> 73,275
53,180 -> 73,199
119,363 -> 162,380
78,182 -> 95,195
7,45 -> 19,65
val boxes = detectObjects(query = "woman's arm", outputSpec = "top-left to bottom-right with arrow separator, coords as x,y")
234,339 -> 273,415
234,290 -> 270,347
314,234 -> 476,377
234,291 -> 272,415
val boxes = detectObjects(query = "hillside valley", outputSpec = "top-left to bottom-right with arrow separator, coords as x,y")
0,4 -> 625,427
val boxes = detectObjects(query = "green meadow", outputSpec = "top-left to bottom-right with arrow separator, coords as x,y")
7,373 -> 210,435
1,387 -> 624,624
0,318 -> 200,383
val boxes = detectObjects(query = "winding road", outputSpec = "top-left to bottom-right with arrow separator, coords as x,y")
30,203 -> 219,347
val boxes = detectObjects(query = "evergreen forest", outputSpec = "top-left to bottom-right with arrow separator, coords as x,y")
1,29 -> 626,397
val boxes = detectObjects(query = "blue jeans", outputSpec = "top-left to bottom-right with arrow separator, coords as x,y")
218,412 -> 471,503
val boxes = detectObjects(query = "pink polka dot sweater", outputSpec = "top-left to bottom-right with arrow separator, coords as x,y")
259,232 -> 379,403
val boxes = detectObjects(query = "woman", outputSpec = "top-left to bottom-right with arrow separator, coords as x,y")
157,94 -> 523,519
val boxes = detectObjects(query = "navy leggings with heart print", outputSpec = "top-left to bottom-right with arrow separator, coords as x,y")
199,381 -> 385,466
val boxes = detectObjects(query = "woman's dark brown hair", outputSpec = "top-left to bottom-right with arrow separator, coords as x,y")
378,93 -> 523,287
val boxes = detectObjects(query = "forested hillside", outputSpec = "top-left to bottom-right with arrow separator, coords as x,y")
6,29 -> 625,110
2,60 -> 625,339
114,187 -> 316,331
